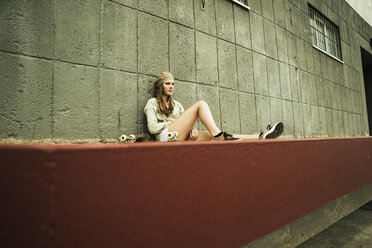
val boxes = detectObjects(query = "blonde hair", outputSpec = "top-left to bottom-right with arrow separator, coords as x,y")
153,72 -> 174,116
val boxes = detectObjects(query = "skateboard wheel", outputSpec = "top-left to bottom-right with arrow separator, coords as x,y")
167,131 -> 178,141
119,135 -> 128,142
173,131 -> 179,138
167,132 -> 174,139
128,134 -> 136,143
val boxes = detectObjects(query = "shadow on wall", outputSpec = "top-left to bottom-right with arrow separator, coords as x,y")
361,47 -> 372,136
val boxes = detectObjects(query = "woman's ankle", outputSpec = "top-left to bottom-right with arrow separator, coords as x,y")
213,131 -> 223,137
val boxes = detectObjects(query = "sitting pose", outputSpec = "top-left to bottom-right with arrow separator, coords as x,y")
144,72 -> 283,142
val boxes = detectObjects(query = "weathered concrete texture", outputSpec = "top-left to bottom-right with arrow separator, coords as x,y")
253,52 -> 268,95
287,32 -> 298,67
234,5 -> 251,49
169,0 -> 194,28
311,105 -> 321,136
249,0 -> 262,14
101,2 -> 137,72
256,95 -> 271,131
264,19 -> 278,59
267,58 -> 281,98
196,85 -> 221,129
196,32 -> 218,85
273,0 -> 286,28
138,12 -> 169,76
250,12 -> 266,54
138,0 -> 167,19
55,0 -> 100,66
137,74 -> 155,125
244,183 -> 372,248
239,92 -> 257,134
53,62 -> 100,139
215,0 -> 235,43
0,53 -> 53,139
282,100 -> 294,137
194,0 -> 216,36
318,107 -> 328,137
325,108 -> 334,136
170,23 -> 196,82
218,40 -> 238,90
299,208 -> 372,248
0,0 -> 55,59
284,1 -> 295,34
296,38 -> 307,71
279,62 -> 292,100
172,80 -> 197,110
220,89 -> 240,133
332,109 -> 341,136
313,50 -> 322,77
289,66 -> 300,102
315,79 -> 325,107
100,69 -> 137,139
299,70 -> 310,104
270,97 -> 283,125
308,74 -> 318,106
302,103 -> 312,137
276,25 -> 289,63
261,0 -> 274,22
293,6 -> 304,39
293,102 -> 304,138
305,42 -> 315,74
236,47 -> 254,93
110,0 -> 137,8
323,80 -> 332,109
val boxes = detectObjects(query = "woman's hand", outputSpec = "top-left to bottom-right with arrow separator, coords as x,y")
165,120 -> 173,127
189,128 -> 199,140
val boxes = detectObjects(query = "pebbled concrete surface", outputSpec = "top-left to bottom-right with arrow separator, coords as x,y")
298,207 -> 372,248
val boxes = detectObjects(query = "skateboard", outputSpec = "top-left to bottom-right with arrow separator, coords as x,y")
118,133 -> 151,143
119,134 -> 136,143
167,131 -> 179,142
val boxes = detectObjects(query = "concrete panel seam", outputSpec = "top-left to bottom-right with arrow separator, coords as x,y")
0,49 -> 54,62
167,0 -> 170,72
231,5 -> 242,133
107,0 -> 137,11
98,0 -> 104,141
192,0 -> 198,99
213,0 -> 223,128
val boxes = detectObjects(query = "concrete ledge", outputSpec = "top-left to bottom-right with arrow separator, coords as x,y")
1,137 -> 372,248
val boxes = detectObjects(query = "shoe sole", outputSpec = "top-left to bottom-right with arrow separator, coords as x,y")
264,122 -> 284,139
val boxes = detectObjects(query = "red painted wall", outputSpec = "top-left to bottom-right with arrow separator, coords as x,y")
1,138 -> 372,248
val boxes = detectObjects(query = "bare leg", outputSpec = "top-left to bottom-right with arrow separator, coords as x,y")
168,101 -> 221,141
192,132 -> 259,141
233,134 -> 260,140
195,131 -> 213,141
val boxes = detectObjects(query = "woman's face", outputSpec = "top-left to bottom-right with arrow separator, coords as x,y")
162,79 -> 174,96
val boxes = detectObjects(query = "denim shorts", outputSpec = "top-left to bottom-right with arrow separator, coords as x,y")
159,127 -> 169,142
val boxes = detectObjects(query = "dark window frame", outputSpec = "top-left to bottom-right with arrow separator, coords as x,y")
308,4 -> 343,63
230,0 -> 250,10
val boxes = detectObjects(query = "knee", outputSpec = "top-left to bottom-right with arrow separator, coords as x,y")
197,100 -> 209,108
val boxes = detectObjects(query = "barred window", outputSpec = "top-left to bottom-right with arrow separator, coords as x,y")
309,5 -> 342,61
230,0 -> 250,10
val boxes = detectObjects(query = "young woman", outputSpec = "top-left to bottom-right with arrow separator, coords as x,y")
144,72 -> 283,142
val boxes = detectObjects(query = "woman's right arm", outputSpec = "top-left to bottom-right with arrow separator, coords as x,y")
144,100 -> 166,134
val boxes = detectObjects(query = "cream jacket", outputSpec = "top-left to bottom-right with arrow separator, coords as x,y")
144,98 -> 184,140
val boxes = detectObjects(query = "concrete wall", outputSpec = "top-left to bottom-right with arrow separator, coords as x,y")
0,0 -> 372,141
